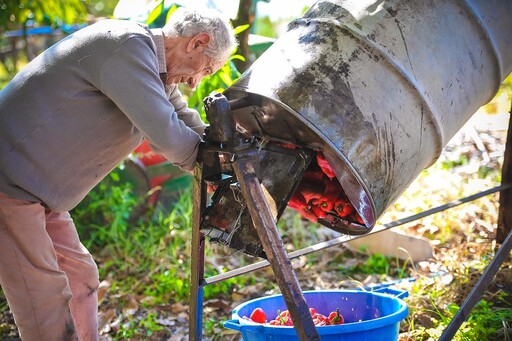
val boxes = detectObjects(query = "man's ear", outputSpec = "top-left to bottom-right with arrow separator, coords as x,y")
186,33 -> 211,53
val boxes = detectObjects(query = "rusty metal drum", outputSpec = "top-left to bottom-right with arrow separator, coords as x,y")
223,0 -> 512,228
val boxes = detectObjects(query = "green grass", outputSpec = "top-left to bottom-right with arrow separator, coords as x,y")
404,259 -> 512,341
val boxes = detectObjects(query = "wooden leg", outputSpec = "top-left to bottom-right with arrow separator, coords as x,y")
189,164 -> 206,341
232,149 -> 320,341
497,108 -> 512,243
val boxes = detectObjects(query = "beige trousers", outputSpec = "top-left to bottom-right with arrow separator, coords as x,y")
0,192 -> 100,340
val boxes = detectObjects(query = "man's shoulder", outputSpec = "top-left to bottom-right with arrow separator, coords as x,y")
79,19 -> 152,42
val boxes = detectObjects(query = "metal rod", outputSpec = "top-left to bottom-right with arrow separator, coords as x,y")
189,164 -> 207,340
204,183 -> 511,285
382,184 -> 512,229
232,149 -> 320,341
439,227 -> 512,341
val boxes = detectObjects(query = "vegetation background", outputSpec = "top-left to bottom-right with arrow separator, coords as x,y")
0,0 -> 511,340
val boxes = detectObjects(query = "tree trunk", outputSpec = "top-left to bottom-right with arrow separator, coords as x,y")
231,0 -> 254,73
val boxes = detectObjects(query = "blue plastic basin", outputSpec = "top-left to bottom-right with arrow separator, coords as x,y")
223,289 -> 408,341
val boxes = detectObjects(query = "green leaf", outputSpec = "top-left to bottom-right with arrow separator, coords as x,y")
110,172 -> 120,182
234,24 -> 250,35
219,72 -> 233,86
165,4 -> 179,24
146,0 -> 165,26
229,54 -> 246,62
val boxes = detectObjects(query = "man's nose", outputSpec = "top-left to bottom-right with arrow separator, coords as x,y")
187,76 -> 201,89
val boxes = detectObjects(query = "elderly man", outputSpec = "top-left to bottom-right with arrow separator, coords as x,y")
0,7 -> 236,340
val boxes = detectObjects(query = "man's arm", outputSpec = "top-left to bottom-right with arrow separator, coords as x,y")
99,35 -> 201,171
167,84 -> 207,137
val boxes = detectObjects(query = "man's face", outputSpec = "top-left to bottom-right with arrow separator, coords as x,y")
165,32 -> 225,89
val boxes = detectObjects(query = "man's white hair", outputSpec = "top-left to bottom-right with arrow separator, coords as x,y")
163,7 -> 238,63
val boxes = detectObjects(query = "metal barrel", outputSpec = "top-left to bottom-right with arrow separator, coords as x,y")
223,0 -> 512,228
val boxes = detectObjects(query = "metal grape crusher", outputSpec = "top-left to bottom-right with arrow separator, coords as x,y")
187,0 -> 512,340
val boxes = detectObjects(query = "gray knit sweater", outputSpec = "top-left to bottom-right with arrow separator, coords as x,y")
0,19 -> 206,212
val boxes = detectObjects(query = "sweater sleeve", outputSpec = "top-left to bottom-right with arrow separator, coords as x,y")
167,85 -> 207,137
99,36 -> 201,171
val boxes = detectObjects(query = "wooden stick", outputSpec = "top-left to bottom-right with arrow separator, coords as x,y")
497,106 -> 512,243
233,149 -> 320,340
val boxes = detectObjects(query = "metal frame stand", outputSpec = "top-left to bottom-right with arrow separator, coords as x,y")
188,108 -> 512,340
